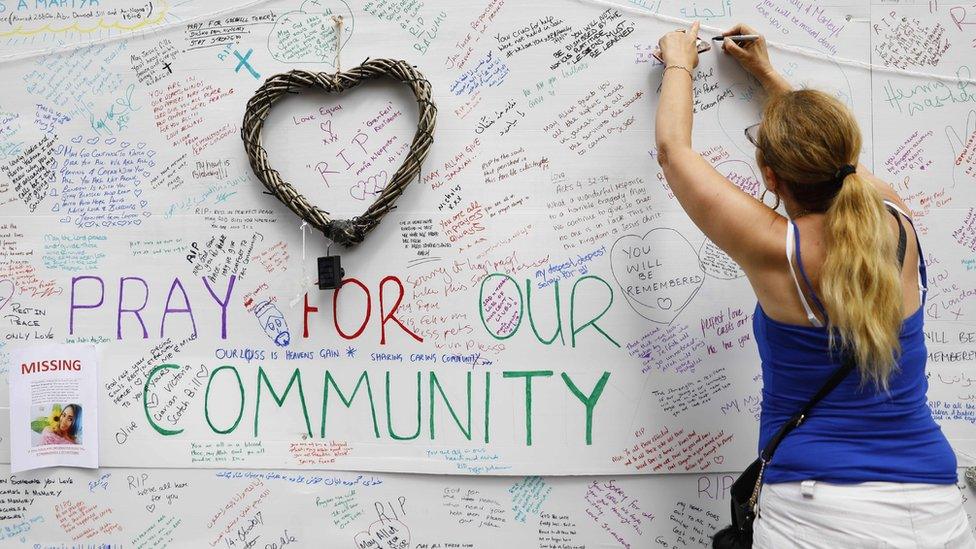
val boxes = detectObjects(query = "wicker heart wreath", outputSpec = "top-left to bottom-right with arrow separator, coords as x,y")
241,59 -> 436,247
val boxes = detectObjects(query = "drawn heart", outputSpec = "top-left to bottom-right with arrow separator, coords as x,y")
610,228 -> 705,324
105,137 -> 116,145
372,170 -> 388,194
86,137 -> 98,145
120,141 -> 130,149
714,455 -> 725,465
134,189 -> 142,197
350,183 -> 366,201
51,203 -> 60,212
353,519 -> 410,549
70,136 -> 82,143
59,216 -> 71,224
146,392 -> 159,409
349,170 -> 388,201
479,274 -> 522,338
146,504 -> 155,513
0,279 -> 15,313
241,59 -> 435,247
137,142 -> 146,149
139,200 -> 148,208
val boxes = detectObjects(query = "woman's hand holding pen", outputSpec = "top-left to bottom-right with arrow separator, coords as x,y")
720,23 -> 792,94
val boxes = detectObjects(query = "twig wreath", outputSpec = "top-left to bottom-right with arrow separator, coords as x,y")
240,59 -> 436,249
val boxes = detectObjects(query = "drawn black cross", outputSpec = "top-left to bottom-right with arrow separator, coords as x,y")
162,61 -> 172,73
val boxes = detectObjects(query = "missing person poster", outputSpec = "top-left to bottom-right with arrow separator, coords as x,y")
9,343 -> 99,473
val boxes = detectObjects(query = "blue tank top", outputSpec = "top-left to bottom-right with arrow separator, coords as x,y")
754,204 -> 957,485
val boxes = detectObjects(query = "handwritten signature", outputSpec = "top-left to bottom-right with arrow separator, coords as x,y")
86,83 -> 139,136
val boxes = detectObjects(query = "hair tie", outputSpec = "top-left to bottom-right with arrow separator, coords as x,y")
834,164 -> 856,184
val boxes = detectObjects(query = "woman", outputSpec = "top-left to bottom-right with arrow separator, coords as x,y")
655,22 -> 975,547
41,403 -> 80,445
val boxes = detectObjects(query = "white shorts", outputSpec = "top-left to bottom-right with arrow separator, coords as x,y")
753,480 -> 976,548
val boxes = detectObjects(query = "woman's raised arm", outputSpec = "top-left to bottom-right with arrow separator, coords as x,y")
654,22 -> 782,271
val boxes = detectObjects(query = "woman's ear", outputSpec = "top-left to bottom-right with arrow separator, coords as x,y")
762,166 -> 779,193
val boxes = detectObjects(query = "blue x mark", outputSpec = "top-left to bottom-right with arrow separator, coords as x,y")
233,48 -> 260,79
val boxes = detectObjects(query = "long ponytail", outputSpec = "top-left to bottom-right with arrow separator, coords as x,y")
759,90 -> 904,391
820,174 -> 903,391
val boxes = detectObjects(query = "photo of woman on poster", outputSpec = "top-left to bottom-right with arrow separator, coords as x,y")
35,403 -> 82,446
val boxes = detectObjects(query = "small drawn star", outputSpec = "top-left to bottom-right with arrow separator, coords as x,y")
345,346 -> 357,358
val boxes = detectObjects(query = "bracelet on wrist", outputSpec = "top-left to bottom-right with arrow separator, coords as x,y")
664,65 -> 694,79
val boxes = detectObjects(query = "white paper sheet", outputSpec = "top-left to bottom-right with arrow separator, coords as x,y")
8,343 -> 99,473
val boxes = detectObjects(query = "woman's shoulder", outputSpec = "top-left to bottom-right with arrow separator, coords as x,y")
860,167 -> 912,216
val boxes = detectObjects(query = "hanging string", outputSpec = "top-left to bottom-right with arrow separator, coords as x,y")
580,0 -> 976,86
332,15 -> 344,73
289,220 -> 314,309
329,14 -> 344,92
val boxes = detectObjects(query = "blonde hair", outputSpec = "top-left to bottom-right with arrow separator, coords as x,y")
758,89 -> 903,391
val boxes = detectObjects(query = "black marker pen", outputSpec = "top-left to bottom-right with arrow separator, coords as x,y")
713,35 -> 760,43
